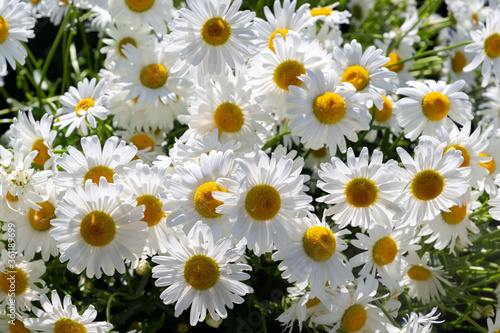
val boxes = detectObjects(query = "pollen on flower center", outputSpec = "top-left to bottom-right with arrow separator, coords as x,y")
375,95 -> 393,123
444,145 -> 470,167
478,153 -> 495,173
407,265 -> 431,281
75,98 -> 94,116
268,28 -> 288,53
302,226 -> 336,261
80,211 -> 116,246
6,191 -> 18,202
9,319 -> 30,333
451,51 -> 467,74
305,297 -> 321,308
137,194 -> 165,227
201,17 -> 231,46
411,169 -> 444,201
441,204 -> 467,225
313,92 -> 346,124
29,201 -> 56,231
485,33 -> 500,58
310,7 -> 333,17
372,236 -> 398,266
31,139 -> 50,168
214,102 -> 245,133
131,133 -> 155,152
0,268 -> 28,296
184,254 -> 220,290
341,65 -> 370,91
384,52 -> 403,72
341,304 -> 368,333
422,91 -> 450,121
125,0 -> 154,12
194,181 -> 227,218
118,37 -> 137,58
140,64 -> 168,89
311,147 -> 327,158
54,318 -> 86,333
84,165 -> 115,185
273,60 -> 306,90
245,184 -> 281,221
0,16 -> 8,43
345,177 -> 378,208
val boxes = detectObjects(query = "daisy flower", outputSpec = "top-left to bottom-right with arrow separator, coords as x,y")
332,39 -> 397,109
272,212 -> 353,302
308,2 -> 351,27
396,139 -> 471,225
374,34 -> 416,88
305,23 -> 343,53
477,133 -> 500,195
286,68 -> 371,155
464,7 -> 500,87
387,307 -> 442,333
169,0 -> 256,77
54,135 -> 137,188
401,251 -> 452,305
55,77 -> 109,137
45,0 -> 70,26
347,0 -> 375,26
364,94 -> 402,142
151,221 -> 253,326
488,308 -> 500,333
50,178 -> 148,278
316,147 -> 405,230
116,128 -> 164,165
478,84 -> 500,129
0,0 -> 35,72
487,188 -> 500,220
446,0 -> 488,30
0,251 -> 48,312
215,149 -> 313,255
0,311 -> 31,333
23,290 -> 113,332
395,79 -> 472,142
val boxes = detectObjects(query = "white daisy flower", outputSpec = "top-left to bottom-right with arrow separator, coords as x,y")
0,311 -> 30,333
478,84 -> 500,129
446,0 -> 489,30
316,147 -> 404,230
364,94 -> 402,143
50,178 -> 148,278
488,308 -> 500,333
374,34 -> 416,88
215,149 -> 313,255
169,0 -> 256,77
308,2 -> 351,27
487,189 -> 500,220
55,77 -> 109,137
395,79 -> 473,142
305,23 -> 343,53
346,0 -> 375,26
401,251 -> 452,305
116,128 -> 164,165
333,39 -> 397,109
272,212 -> 353,302
395,139 -> 471,225
464,7 -> 500,87
477,133 -> 500,195
286,68 -> 371,155
151,221 -> 253,326
387,307 -> 442,333
23,290 -> 113,332
0,251 -> 48,312
45,0 -> 70,26
0,0 -> 35,72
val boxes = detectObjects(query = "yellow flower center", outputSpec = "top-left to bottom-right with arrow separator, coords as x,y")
193,181 -> 227,218
9,319 -> 30,333
29,201 -> 55,231
31,139 -> 50,168
384,52 -> 403,72
137,194 -> 165,227
6,191 -> 18,202
341,304 -> 368,332
245,184 -> 281,221
118,37 -> 137,58
344,177 -> 378,208
444,145 -> 470,167
31,0 -> 40,4
310,7 -> 333,17
311,147 -> 327,158
75,98 -> 94,116
80,211 -> 116,246
485,33 -> 500,58
451,51 -> 467,74
478,153 -> 495,173
441,204 -> 467,225
184,254 -> 220,290
341,65 -> 370,91
273,60 -> 306,90
140,64 -> 168,89
0,16 -> 8,43
302,226 -> 336,261
214,102 -> 244,133
407,265 -> 431,281
313,92 -> 346,124
268,28 -> 289,53
125,0 -> 154,12
410,169 -> 444,201
0,268 -> 28,296
375,95 -> 393,123
421,92 -> 450,121
84,165 -> 115,185
305,297 -> 321,309
201,17 -> 231,46
131,133 -> 155,152
54,318 -> 86,333
472,12 -> 479,25
372,236 -> 398,266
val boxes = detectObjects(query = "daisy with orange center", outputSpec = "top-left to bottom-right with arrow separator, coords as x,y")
441,26 -> 477,89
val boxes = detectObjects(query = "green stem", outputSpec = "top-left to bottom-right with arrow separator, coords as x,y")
61,29 -> 75,94
106,292 -> 127,323
438,305 -> 487,332
388,132 -> 405,151
374,299 -> 399,328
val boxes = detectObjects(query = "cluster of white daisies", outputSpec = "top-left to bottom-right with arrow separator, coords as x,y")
3,0 -> 500,331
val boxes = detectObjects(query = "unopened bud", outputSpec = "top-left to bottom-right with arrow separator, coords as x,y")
205,314 -> 223,328
135,259 -> 150,276
483,304 -> 495,317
